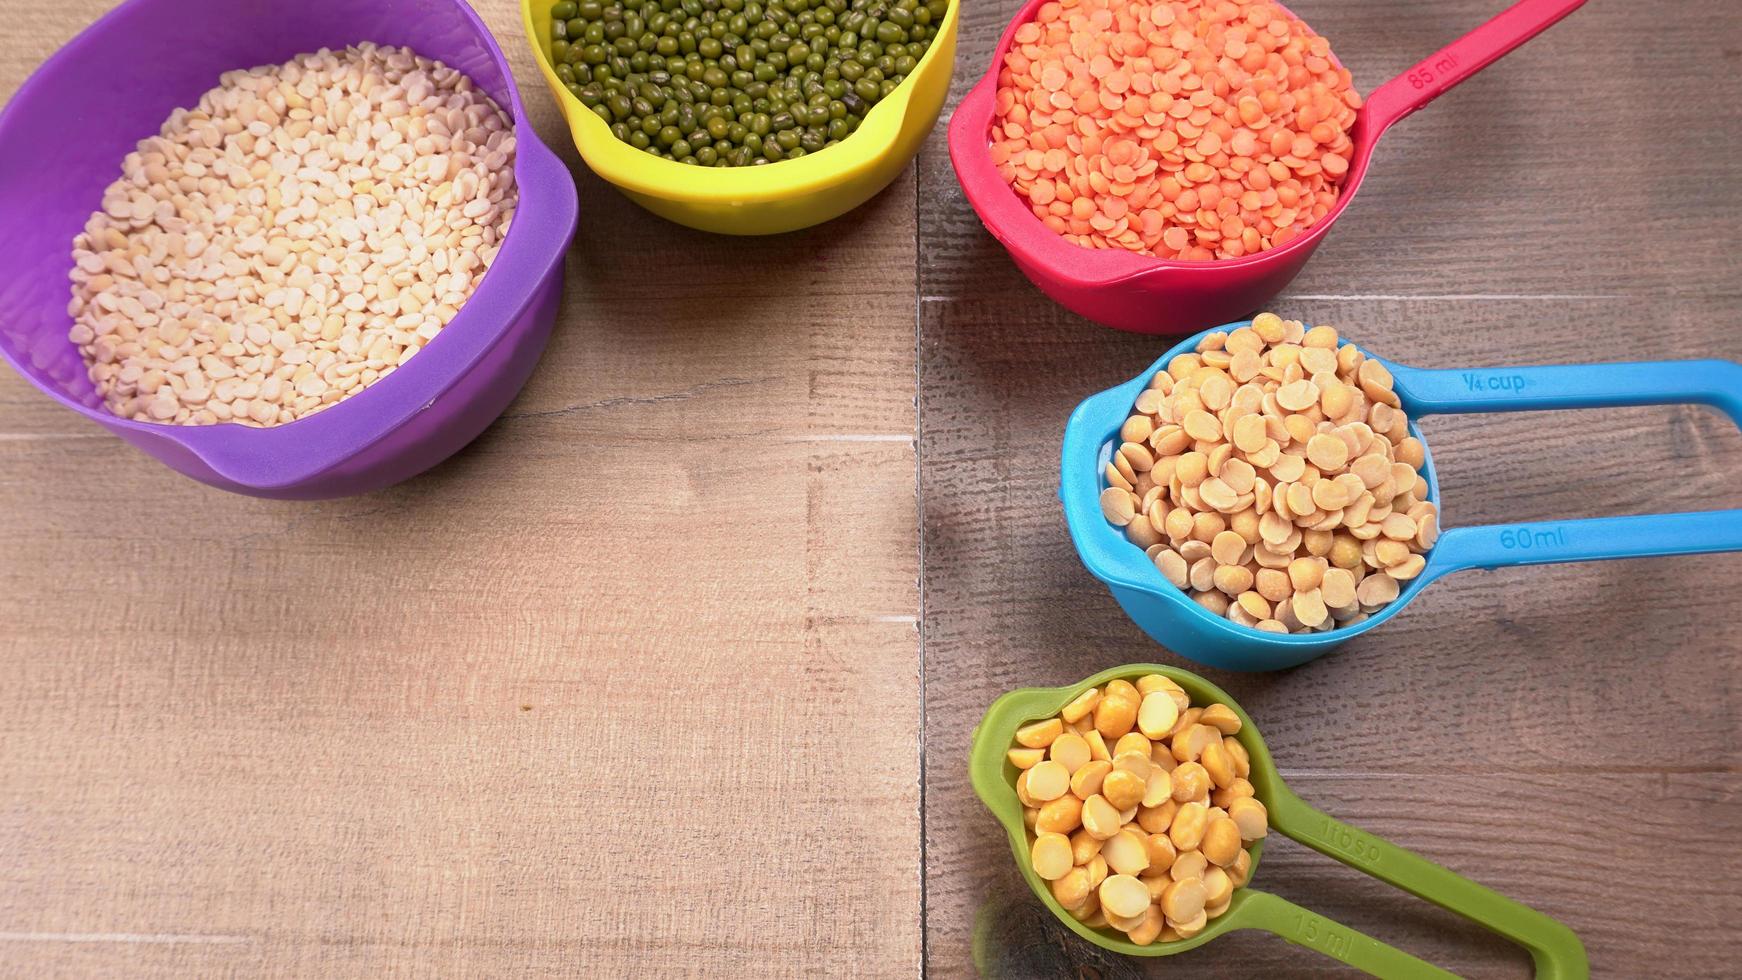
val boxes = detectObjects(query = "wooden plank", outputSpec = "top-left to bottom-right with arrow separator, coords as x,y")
917,0 -> 1742,976
0,0 -> 922,975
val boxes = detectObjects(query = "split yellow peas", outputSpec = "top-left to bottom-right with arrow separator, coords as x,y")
1100,313 -> 1439,634
1010,673 -> 1269,945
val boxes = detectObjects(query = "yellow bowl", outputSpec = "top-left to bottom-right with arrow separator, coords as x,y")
521,0 -> 957,234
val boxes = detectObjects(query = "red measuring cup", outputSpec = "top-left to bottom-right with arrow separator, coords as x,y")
949,0 -> 1589,334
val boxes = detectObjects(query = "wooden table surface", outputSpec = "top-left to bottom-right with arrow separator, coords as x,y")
3,0 -> 1739,977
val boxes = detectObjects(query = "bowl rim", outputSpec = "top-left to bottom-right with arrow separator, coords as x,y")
1059,322 -> 1444,653
947,0 -> 1373,290
519,0 -> 960,203
0,0 -> 578,491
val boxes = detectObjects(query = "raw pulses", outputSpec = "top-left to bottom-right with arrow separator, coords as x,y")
67,44 -> 517,427
1012,673 -> 1267,945
990,0 -> 1360,259
1100,314 -> 1438,633
549,0 -> 948,166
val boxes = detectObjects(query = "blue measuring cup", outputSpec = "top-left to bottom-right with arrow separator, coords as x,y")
1060,323 -> 1742,671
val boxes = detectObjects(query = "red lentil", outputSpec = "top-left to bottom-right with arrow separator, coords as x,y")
990,0 -> 1361,260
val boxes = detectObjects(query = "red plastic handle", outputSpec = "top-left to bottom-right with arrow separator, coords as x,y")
1364,0 -> 1588,136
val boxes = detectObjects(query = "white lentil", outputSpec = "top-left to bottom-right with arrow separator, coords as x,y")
66,44 -> 517,427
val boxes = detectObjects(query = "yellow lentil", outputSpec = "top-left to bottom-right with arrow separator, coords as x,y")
1101,316 -> 1438,634
1014,680 -> 1268,944
1033,832 -> 1075,880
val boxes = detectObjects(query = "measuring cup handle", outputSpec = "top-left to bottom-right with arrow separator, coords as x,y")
1389,358 -> 1742,581
1424,510 -> 1742,582
1364,0 -> 1588,137
1267,788 -> 1590,979
1231,889 -> 1459,979
1390,359 -> 1742,422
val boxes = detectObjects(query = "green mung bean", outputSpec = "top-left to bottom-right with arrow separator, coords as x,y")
551,0 -> 947,166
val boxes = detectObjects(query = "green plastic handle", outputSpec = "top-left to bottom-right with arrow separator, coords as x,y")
1228,889 -> 1458,978
1263,784 -> 1590,979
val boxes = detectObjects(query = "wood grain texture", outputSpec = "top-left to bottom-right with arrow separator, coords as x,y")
917,0 -> 1742,977
7,0 -> 1742,975
0,1 -> 920,976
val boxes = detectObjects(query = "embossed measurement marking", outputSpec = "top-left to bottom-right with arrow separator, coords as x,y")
1317,815 -> 1382,865
1499,526 -> 1567,550
1406,50 -> 1461,90
1289,909 -> 1356,958
1460,372 -> 1530,393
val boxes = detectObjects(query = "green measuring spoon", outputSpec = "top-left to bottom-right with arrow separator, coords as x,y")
969,664 -> 1588,978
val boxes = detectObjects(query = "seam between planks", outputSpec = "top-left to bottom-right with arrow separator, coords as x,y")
911,159 -> 930,980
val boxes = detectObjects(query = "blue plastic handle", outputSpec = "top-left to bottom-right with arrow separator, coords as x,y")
1390,359 -> 1742,581
1389,360 -> 1742,419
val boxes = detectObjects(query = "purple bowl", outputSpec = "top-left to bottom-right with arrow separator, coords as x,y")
0,0 -> 578,499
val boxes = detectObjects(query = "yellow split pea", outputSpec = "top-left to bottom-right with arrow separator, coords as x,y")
1014,674 -> 1268,945
1100,313 -> 1438,634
